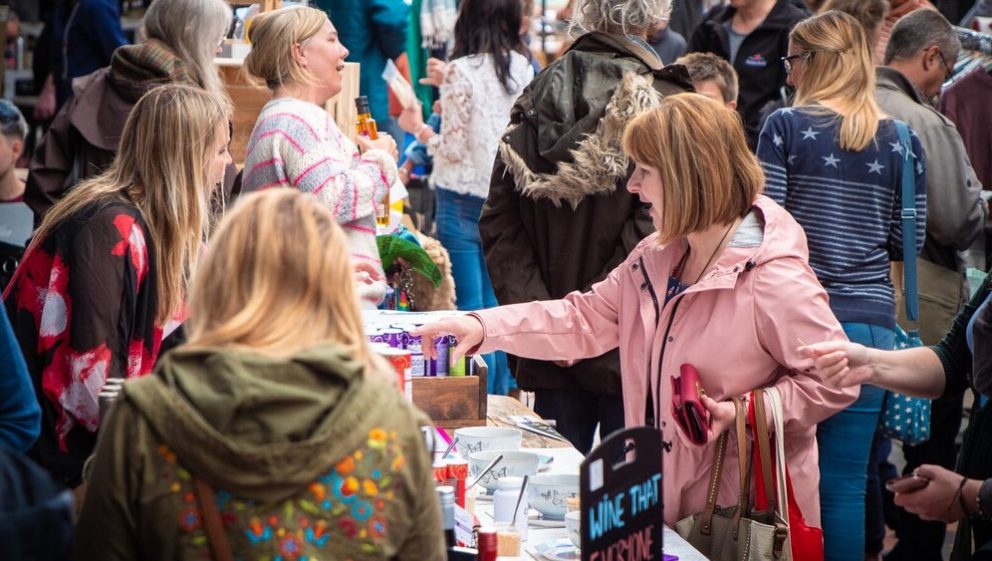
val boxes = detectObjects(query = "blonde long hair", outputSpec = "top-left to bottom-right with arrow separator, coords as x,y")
243,7 -> 328,90
34,84 -> 232,324
143,0 -> 232,96
791,10 -> 881,151
184,190 -> 372,367
623,94 -> 763,243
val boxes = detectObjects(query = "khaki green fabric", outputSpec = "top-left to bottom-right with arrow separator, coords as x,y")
75,344 -> 444,561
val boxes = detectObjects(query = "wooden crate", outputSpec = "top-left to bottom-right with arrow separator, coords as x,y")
411,356 -> 488,431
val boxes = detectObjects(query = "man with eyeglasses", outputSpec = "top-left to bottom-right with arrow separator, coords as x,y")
874,9 -> 988,561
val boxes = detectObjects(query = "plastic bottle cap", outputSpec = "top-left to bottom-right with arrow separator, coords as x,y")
496,476 -> 524,490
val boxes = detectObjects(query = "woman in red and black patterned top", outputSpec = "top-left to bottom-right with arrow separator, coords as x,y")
2,84 -> 233,486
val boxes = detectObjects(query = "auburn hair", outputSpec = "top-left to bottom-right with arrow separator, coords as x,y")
622,93 -> 762,243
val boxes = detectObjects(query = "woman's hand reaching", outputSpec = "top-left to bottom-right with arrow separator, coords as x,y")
412,315 -> 485,362
799,340 -> 874,388
419,57 -> 448,87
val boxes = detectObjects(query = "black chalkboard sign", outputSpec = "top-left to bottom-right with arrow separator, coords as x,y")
579,427 -> 664,561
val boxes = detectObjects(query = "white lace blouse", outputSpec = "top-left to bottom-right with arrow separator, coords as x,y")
428,52 -> 534,199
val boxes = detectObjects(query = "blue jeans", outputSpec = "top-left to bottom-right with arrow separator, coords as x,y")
434,188 -> 513,394
818,322 -> 894,561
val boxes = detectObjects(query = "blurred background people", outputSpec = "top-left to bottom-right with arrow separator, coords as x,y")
398,0 -> 534,395
25,0 -> 234,220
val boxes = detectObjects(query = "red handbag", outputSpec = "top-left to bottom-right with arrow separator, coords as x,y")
671,363 -> 710,446
750,389 -> 824,561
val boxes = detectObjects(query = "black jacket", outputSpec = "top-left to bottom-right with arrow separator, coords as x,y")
480,32 -> 691,395
688,0 -> 808,145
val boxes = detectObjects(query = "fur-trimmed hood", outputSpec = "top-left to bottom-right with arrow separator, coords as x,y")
495,32 -> 692,209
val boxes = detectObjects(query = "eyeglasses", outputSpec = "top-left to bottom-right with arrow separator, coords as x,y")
934,48 -> 954,82
781,53 -> 811,74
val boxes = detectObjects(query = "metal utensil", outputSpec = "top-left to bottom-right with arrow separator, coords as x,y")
467,453 -> 504,489
510,474 -> 530,526
441,437 -> 459,459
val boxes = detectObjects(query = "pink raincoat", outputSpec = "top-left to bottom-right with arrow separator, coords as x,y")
474,195 -> 858,526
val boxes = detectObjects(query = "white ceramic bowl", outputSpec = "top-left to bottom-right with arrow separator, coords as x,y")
565,510 -> 582,548
528,473 -> 579,519
454,427 -> 522,460
467,450 -> 541,492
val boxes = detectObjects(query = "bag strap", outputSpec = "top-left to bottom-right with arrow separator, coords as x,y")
729,397 -> 750,539
194,478 -> 235,561
752,388 -> 776,513
701,429 -> 729,535
894,121 -> 919,325
766,388 -> 790,524
701,397 -> 749,536
764,388 -> 791,560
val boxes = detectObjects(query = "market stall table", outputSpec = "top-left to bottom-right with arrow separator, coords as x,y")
480,403 -> 707,561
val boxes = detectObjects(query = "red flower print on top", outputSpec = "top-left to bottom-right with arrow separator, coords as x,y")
111,214 -> 149,286
44,343 -> 113,446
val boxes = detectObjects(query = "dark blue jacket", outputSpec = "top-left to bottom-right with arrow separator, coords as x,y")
688,0 -> 808,146
315,0 -> 409,126
49,0 -> 129,107
0,304 -> 40,452
0,449 -> 73,560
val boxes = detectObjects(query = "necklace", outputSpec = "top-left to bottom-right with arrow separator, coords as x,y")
683,220 -> 739,285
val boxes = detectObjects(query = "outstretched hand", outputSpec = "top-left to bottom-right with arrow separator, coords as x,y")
799,340 -> 874,388
412,315 -> 485,363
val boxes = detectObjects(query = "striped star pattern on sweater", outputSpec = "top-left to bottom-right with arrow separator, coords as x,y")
242,97 -> 397,306
756,107 -> 927,329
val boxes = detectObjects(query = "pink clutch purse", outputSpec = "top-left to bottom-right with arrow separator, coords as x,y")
671,363 -> 710,446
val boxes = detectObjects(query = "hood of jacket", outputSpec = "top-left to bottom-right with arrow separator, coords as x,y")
69,39 -> 197,152
632,195 -> 811,294
121,344 -> 405,502
497,32 -> 692,208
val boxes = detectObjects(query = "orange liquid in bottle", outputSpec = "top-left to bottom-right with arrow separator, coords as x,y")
355,96 -> 390,227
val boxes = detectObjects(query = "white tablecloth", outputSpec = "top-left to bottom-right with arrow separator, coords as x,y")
473,446 -> 707,561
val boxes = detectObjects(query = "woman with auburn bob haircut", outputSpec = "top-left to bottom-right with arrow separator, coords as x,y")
3,84 -> 232,488
416,93 -> 855,533
76,189 -> 444,561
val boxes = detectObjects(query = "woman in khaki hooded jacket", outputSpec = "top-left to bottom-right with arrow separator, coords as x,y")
75,190 -> 443,561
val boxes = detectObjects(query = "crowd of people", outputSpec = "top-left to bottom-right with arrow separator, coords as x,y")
0,0 -> 991,560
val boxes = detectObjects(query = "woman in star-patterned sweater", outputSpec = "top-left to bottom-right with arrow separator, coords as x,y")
755,11 -> 926,561
2,85 -> 232,487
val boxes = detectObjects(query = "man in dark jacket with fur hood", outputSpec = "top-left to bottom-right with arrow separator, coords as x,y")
480,0 -> 692,453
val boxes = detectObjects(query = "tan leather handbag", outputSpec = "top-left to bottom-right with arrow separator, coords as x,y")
674,397 -> 790,561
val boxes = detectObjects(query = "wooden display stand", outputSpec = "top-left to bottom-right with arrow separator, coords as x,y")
411,356 -> 489,432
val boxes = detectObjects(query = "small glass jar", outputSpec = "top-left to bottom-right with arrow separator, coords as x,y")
493,477 -> 528,540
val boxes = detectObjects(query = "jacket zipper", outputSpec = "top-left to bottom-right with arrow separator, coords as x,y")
639,256 -> 661,429
655,296 -> 684,434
